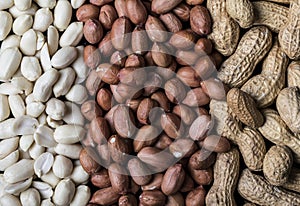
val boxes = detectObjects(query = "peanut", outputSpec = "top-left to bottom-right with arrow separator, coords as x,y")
205,148 -> 240,206
209,99 -> 238,138
218,26 -> 272,87
263,145 -> 293,186
90,187 -> 120,205
276,87 -> 300,134
238,169 -> 300,205
207,0 -> 240,56
252,1 -> 289,33
210,100 -> 266,170
263,149 -> 300,193
243,203 -> 256,206
159,13 -> 183,33
186,186 -> 206,206
287,61 -> 300,88
225,118 -> 266,171
241,40 -> 289,108
227,88 -> 264,128
151,0 -> 182,14
190,5 -> 212,36
264,0 -> 290,3
258,109 -> 300,163
283,168 -> 300,193
279,1 -> 300,59
226,0 -> 254,28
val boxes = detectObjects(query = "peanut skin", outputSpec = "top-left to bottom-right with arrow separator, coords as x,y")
205,148 -> 240,206
217,26 -> 272,87
238,169 -> 300,206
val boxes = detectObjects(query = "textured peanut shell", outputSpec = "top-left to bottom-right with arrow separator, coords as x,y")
225,118 -> 266,171
258,109 -> 300,163
279,1 -> 300,59
209,100 -> 239,138
263,145 -> 293,186
226,0 -> 254,28
283,168 -> 300,193
207,0 -> 240,56
252,1 -> 289,33
210,100 -> 266,171
205,148 -> 240,206
227,88 -> 264,128
243,203 -> 256,206
209,100 -> 266,171
287,61 -> 300,87
276,87 -> 300,134
264,0 -> 290,3
218,26 -> 272,87
241,40 -> 289,108
238,169 -> 300,206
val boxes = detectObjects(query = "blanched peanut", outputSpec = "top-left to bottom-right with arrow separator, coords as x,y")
0,47 -> 22,81
20,56 -> 42,81
20,29 -> 37,55
33,152 -> 54,177
45,98 -> 65,121
52,179 -> 76,206
54,124 -> 85,144
70,185 -> 91,206
20,188 -> 41,206
8,4 -> 38,18
53,0 -> 72,31
59,22 -> 83,47
0,35 -> 20,53
0,11 -> 13,41
14,0 -> 32,11
0,95 -> 10,121
0,194 -> 21,206
54,143 -> 82,159
47,25 -> 59,56
12,14 -> 33,35
8,95 -> 26,118
0,150 -> 19,171
33,8 -> 53,32
53,67 -> 76,97
65,84 -> 88,104
52,155 -> 73,178
0,137 -> 19,159
4,159 -> 34,183
0,0 -> 13,10
70,165 -> 89,185
32,69 -> 59,102
63,101 -> 84,126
